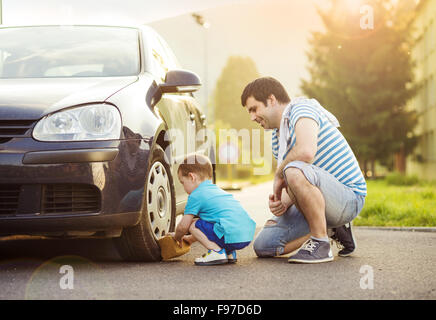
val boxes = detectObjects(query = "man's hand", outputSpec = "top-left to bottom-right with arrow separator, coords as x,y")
273,174 -> 286,201
269,187 -> 295,217
269,194 -> 287,216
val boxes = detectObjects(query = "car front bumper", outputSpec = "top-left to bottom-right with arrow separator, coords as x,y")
0,137 -> 151,237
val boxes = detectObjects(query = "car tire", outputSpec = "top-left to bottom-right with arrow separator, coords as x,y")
114,145 -> 175,262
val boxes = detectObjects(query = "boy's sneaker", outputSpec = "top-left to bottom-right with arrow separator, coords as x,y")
330,223 -> 356,257
288,238 -> 333,264
227,251 -> 237,264
194,248 -> 228,266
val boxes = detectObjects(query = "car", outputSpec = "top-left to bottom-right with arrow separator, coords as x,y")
0,24 -> 215,261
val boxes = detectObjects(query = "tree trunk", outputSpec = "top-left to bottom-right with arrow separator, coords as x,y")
363,159 -> 368,178
394,146 -> 406,174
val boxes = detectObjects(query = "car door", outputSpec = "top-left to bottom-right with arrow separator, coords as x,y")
147,32 -> 193,205
183,96 -> 209,157
154,33 -> 210,163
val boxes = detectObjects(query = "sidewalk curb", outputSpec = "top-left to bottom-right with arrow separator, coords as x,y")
355,226 -> 436,233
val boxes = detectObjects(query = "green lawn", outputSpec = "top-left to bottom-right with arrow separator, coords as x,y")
354,178 -> 436,227
219,170 -> 436,227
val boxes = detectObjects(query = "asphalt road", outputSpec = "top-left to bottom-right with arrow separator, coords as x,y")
0,182 -> 435,300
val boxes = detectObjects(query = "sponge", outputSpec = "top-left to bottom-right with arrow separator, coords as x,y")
158,235 -> 191,260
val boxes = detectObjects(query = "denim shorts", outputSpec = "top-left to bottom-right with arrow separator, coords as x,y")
195,219 -> 251,252
253,160 -> 365,257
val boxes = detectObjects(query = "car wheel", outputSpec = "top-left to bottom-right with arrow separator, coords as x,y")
114,145 -> 175,261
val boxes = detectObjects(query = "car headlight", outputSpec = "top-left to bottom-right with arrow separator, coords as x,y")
33,104 -> 122,141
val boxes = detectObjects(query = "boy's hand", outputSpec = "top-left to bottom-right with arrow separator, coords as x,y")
174,234 -> 183,246
176,239 -> 183,248
182,234 -> 195,245
167,232 -> 183,247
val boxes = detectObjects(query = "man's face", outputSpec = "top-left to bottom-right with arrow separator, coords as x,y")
245,96 -> 274,129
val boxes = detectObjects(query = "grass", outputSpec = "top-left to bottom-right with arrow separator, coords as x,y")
218,170 -> 436,227
354,176 -> 436,227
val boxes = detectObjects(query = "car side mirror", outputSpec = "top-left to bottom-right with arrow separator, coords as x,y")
159,70 -> 202,93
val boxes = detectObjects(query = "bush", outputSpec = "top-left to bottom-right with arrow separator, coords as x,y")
385,172 -> 420,186
420,189 -> 435,200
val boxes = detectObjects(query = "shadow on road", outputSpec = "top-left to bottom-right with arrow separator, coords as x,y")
0,237 -> 123,262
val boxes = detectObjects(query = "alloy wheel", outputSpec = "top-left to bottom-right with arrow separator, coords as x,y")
146,161 -> 172,240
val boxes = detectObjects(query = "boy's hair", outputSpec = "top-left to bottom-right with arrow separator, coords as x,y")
178,154 -> 213,180
241,77 -> 291,107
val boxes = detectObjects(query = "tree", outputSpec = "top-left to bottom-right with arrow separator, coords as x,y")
212,55 -> 265,155
212,56 -> 260,130
301,0 -> 418,176
211,56 -> 273,178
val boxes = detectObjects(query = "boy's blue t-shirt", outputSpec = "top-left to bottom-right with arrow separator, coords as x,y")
184,180 -> 256,244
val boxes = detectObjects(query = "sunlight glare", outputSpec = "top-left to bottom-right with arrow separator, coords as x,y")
345,0 -> 363,13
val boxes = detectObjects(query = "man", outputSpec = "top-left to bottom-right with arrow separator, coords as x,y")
241,77 -> 366,263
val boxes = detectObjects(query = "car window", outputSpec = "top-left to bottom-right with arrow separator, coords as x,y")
156,34 -> 180,70
151,47 -> 167,82
0,26 -> 140,78
149,33 -> 180,83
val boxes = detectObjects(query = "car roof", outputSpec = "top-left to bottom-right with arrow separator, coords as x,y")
0,24 -> 155,32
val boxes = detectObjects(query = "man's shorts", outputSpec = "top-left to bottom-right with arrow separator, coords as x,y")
253,160 -> 365,257
195,219 -> 251,252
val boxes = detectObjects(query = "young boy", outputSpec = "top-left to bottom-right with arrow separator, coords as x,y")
172,154 -> 256,266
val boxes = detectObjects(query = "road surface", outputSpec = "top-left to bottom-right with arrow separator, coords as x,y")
0,182 -> 435,300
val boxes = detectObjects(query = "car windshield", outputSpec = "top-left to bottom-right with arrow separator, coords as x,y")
0,26 -> 140,78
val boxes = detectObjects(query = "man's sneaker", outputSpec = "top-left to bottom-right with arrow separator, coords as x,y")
194,248 -> 228,266
288,238 -> 334,264
330,223 -> 356,257
227,251 -> 237,264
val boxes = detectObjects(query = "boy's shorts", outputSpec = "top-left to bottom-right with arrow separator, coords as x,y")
195,219 -> 250,252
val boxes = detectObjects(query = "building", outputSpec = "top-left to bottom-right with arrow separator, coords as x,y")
407,0 -> 436,180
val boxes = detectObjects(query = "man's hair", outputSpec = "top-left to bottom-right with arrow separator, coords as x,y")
177,154 -> 213,180
241,77 -> 291,107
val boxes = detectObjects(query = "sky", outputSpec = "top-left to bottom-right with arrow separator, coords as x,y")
1,0 -> 329,110
1,0 -> 249,25
149,0 -> 325,107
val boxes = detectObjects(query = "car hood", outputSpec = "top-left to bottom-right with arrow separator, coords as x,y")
0,76 -> 138,120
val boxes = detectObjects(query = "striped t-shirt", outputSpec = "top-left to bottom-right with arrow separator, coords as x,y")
272,98 -> 367,196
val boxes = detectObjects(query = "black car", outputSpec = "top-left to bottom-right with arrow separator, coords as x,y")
0,25 -> 215,261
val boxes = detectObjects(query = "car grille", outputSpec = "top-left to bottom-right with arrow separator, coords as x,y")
42,184 -> 101,215
0,184 -> 21,216
0,119 -> 36,143
0,184 -> 101,217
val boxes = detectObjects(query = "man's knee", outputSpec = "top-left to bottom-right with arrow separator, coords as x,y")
283,166 -> 306,187
253,237 -> 274,258
253,230 -> 281,258
264,219 -> 277,226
